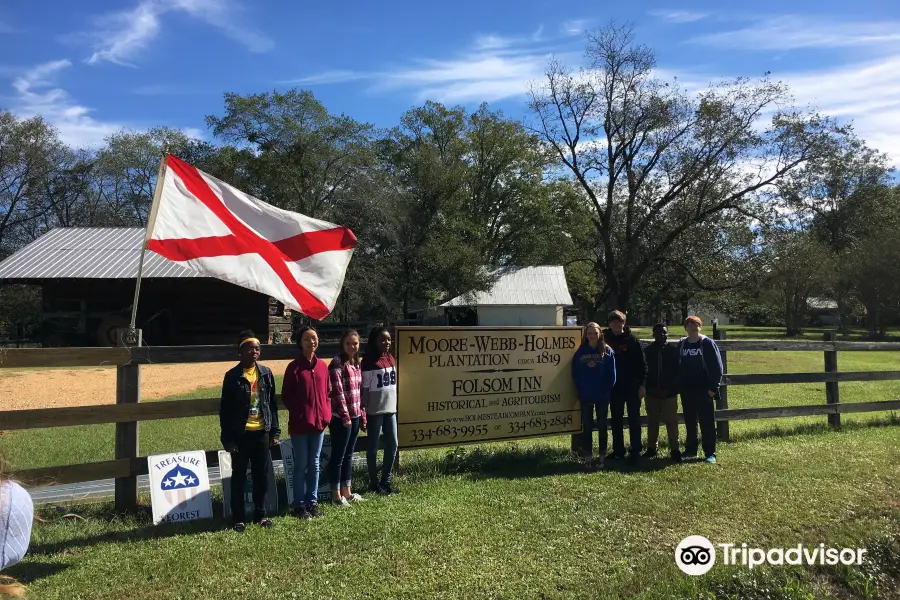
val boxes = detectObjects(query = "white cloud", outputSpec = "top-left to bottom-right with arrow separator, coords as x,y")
474,34 -> 514,50
284,70 -> 369,85
131,83 -> 208,95
778,55 -> 900,162
11,60 -> 123,147
288,21 -> 585,104
561,20 -> 587,36
652,55 -> 900,164
649,10 -> 710,23
180,126 -> 206,140
9,60 -> 206,147
0,21 -> 15,34
690,15 -> 900,50
379,50 -> 576,104
85,0 -> 272,66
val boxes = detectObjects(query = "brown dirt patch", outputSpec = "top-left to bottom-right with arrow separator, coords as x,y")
0,360 -> 295,410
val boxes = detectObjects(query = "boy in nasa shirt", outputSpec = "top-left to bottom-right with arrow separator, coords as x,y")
678,317 -> 724,464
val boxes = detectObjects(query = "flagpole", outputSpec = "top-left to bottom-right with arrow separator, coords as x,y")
129,153 -> 170,337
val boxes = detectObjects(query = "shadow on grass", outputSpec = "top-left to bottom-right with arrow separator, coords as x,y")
401,444 -> 675,484
4,561 -> 69,585
27,505 -> 229,557
729,413 -> 900,444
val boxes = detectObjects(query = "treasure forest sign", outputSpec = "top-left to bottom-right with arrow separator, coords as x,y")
396,327 -> 582,449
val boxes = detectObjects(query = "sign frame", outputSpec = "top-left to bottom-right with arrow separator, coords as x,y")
395,325 -> 583,450
147,450 -> 214,525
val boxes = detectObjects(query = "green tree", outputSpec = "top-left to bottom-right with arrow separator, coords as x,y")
205,89 -> 376,219
95,127 -> 193,226
0,112 -> 66,255
832,185 -> 900,337
528,23 -> 841,315
763,227 -> 833,336
781,134 -> 894,329
376,102 -> 490,317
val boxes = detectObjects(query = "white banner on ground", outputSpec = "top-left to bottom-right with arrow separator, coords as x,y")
280,436 -> 333,505
218,449 -> 279,519
147,451 -> 213,525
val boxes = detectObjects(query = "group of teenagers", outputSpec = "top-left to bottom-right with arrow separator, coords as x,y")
220,312 -> 724,531
571,311 -> 724,469
219,326 -> 399,532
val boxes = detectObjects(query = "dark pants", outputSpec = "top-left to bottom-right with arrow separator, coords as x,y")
682,390 -> 717,458
611,386 -> 643,456
580,401 -> 610,459
230,430 -> 270,525
329,416 -> 361,488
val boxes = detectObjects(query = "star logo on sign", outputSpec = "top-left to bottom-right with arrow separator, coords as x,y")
186,476 -> 197,485
163,479 -> 173,488
171,471 -> 189,487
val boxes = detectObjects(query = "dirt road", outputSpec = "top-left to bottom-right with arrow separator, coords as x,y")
0,360 -> 296,410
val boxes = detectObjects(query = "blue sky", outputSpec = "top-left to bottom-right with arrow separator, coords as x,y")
2,0 -> 899,160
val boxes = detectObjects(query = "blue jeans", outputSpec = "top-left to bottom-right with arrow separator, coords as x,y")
329,417 -> 361,488
367,413 -> 398,487
291,431 -> 325,506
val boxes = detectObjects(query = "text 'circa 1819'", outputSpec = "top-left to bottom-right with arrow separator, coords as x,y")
397,327 -> 581,448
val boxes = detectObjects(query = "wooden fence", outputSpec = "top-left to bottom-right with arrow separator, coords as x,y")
1,331 -> 900,512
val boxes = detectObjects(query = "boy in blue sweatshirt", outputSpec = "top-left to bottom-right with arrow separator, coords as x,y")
678,316 -> 724,464
571,322 -> 617,467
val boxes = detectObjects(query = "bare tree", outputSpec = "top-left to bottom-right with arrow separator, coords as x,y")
528,23 -> 841,313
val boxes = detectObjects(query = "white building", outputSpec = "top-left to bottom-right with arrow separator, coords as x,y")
686,303 -> 737,327
440,266 -> 573,326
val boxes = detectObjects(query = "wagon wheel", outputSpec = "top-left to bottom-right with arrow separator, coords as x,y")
96,315 -> 130,347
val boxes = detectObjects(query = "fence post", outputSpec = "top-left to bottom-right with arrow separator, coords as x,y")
713,329 -> 730,442
824,331 -> 840,429
115,361 -> 141,513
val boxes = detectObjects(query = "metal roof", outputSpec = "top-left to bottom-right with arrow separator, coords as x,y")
0,228 -> 201,280
441,266 -> 573,307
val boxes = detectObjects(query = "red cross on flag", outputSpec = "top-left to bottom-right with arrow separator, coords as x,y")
146,155 -> 357,320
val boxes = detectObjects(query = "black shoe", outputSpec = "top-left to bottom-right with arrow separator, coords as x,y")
258,518 -> 274,528
307,503 -> 324,518
642,449 -> 658,458
671,450 -> 683,463
382,483 -> 400,495
292,505 -> 310,520
369,484 -> 382,495
232,522 -> 246,533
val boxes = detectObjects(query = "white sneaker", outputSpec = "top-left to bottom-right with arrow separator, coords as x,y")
347,493 -> 366,503
331,497 -> 350,507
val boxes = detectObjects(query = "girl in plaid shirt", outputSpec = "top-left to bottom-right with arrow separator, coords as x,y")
328,330 -> 366,506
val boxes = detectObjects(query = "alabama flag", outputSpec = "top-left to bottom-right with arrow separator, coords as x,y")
146,155 -> 357,320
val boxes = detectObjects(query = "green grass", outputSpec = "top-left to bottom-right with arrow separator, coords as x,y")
8,426 -> 900,599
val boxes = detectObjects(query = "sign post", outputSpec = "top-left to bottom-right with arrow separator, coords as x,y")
396,327 -> 582,449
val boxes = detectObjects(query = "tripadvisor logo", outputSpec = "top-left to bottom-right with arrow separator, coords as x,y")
675,536 -> 716,575
675,536 -> 868,576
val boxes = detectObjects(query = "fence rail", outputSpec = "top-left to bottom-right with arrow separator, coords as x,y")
2,332 -> 900,510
